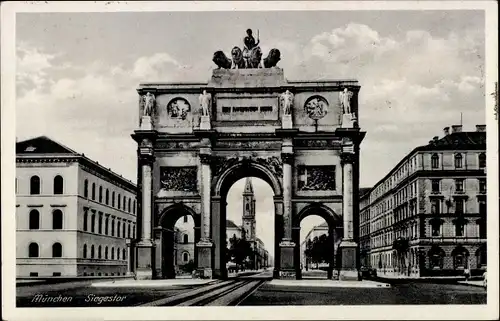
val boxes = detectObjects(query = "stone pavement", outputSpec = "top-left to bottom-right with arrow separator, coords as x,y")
458,280 -> 486,288
268,279 -> 391,288
91,278 -> 216,288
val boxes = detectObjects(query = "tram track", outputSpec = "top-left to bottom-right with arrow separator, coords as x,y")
140,278 -> 267,307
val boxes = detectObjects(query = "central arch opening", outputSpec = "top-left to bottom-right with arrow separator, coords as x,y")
225,177 -> 274,276
213,160 -> 282,279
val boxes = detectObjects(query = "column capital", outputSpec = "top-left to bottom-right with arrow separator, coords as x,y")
281,152 -> 294,165
340,152 -> 356,165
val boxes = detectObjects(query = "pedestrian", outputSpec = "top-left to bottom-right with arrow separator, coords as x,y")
464,267 -> 470,281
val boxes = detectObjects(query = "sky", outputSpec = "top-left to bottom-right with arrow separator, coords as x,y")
16,10 -> 486,258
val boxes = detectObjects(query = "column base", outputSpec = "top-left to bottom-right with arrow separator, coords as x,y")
338,240 -> 359,281
135,241 -> 155,280
279,240 -> 296,279
196,240 -> 213,279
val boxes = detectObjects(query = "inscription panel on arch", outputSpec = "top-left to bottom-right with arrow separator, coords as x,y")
297,165 -> 336,191
160,166 -> 198,192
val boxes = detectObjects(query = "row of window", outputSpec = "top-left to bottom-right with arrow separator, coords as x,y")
83,208 -> 135,239
83,179 -> 136,214
27,242 -> 62,257
83,244 -> 127,260
370,219 -> 487,249
370,152 -> 486,204
26,175 -> 64,195
431,178 -> 486,194
28,209 -> 62,230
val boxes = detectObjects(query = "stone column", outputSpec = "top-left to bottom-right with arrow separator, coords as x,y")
135,147 -> 156,280
125,238 -> 134,276
279,151 -> 296,279
196,152 -> 213,279
338,147 -> 359,281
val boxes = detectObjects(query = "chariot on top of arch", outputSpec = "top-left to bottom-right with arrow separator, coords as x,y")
212,29 -> 281,70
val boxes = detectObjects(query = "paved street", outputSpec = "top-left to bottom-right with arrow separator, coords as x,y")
17,271 -> 486,307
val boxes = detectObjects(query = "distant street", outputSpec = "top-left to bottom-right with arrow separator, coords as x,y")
17,270 -> 486,307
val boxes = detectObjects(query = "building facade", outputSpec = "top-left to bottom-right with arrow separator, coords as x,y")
16,136 -> 137,277
359,125 -> 487,277
300,222 -> 329,269
173,215 -> 195,274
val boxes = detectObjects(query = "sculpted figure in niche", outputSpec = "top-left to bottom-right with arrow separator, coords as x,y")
339,88 -> 354,115
143,92 -> 156,116
280,90 -> 294,115
199,90 -> 212,117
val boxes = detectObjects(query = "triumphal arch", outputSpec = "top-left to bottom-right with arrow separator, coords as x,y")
131,33 -> 365,280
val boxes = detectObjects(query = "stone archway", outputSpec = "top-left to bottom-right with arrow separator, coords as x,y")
294,203 -> 342,279
155,203 -> 201,279
211,158 -> 283,279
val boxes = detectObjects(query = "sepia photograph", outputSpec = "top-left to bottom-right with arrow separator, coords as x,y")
1,1 -> 498,320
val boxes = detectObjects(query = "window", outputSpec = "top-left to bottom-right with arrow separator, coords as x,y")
183,234 -> 189,244
123,196 -> 126,211
98,213 -> 103,234
454,153 -> 463,168
98,245 -> 102,259
91,213 -> 96,233
133,225 -> 135,239
479,179 -> 486,193
111,247 -> 115,260
431,219 -> 442,237
128,199 -> 131,212
111,218 -> 115,236
29,243 -> 39,257
122,223 -> 125,238
431,179 -> 440,193
476,246 -> 487,268
117,249 -> 120,260
430,199 -> 440,215
84,179 -> 89,198
246,203 -> 250,211
105,246 -> 108,259
431,154 -> 439,169
83,209 -> 88,231
429,246 -> 445,269
183,252 -> 189,263
53,175 -> 63,194
52,210 -> 63,229
455,220 -> 465,237
105,189 -> 109,205
118,194 -> 121,209
91,183 -> 96,200
183,215 -> 188,223
105,217 -> 109,235
99,186 -> 103,203
30,272 -> 39,277
455,199 -> 465,214
455,179 -> 464,193
478,153 -> 486,168
117,221 -> 121,237
479,200 -> 486,216
112,192 -> 115,207
30,176 -> 41,195
83,244 -> 87,258
127,224 -> 130,238
133,200 -> 136,214
29,210 -> 40,230
452,247 -> 469,270
123,249 -> 126,260
91,245 -> 95,258
52,243 -> 62,257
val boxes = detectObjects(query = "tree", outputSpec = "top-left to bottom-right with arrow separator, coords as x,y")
304,234 -> 332,269
227,230 -> 252,271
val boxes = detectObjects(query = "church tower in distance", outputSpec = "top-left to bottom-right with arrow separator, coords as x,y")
242,177 -> 256,242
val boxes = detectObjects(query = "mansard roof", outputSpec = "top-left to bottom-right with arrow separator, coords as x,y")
16,136 -> 136,192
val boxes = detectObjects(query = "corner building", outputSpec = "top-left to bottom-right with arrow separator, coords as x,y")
131,65 -> 365,280
359,125 -> 487,277
16,136 -> 137,277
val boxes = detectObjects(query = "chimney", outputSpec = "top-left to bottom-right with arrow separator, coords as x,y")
443,127 -> 450,136
451,125 -> 463,133
433,136 -> 439,141
476,124 -> 486,132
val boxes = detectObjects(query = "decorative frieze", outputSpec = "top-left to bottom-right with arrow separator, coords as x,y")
215,140 -> 281,150
160,166 -> 198,192
155,141 -> 200,150
297,165 -> 336,191
212,155 -> 282,178
295,139 -> 340,149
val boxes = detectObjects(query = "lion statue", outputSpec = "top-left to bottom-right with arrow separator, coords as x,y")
212,50 -> 232,69
263,48 -> 281,68
246,46 -> 263,68
231,46 -> 246,69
